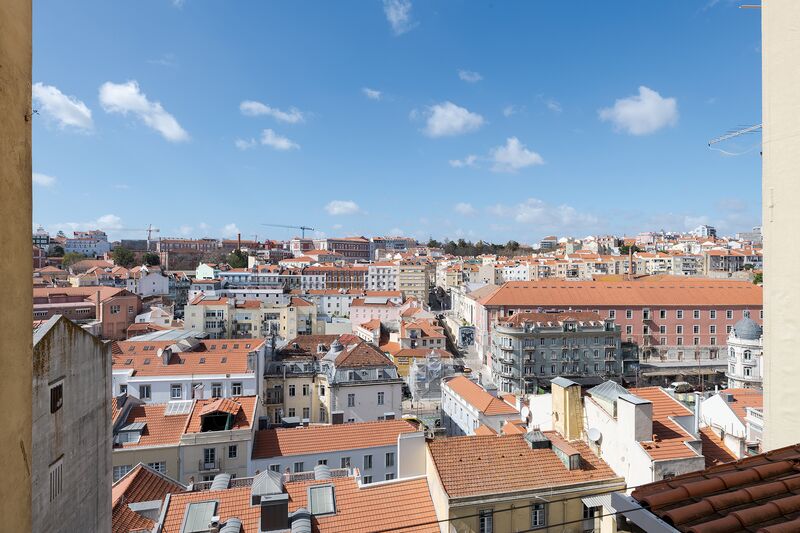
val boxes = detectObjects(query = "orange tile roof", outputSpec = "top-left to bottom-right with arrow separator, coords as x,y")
718,388 -> 763,420
334,339 -> 396,368
474,424 -> 497,436
252,419 -> 419,459
160,486 -> 258,533
501,419 -> 528,435
112,339 -> 261,377
477,279 -> 762,307
358,318 -> 382,330
117,403 -> 188,448
185,397 -> 257,434
391,348 -> 451,359
631,443 -> 800,532
199,397 -> 242,417
698,427 -> 737,468
627,387 -> 701,461
112,464 -> 185,533
444,376 -> 519,416
428,432 -> 621,498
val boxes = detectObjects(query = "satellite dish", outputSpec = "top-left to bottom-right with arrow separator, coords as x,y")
521,406 -> 530,422
587,427 -> 602,444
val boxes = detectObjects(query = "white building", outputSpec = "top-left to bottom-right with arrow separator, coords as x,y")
441,376 -> 520,436
65,230 -> 110,257
126,265 -> 170,298
700,388 -> 764,458
112,337 -> 266,403
249,419 -> 424,484
725,313 -> 763,389
367,261 -> 399,291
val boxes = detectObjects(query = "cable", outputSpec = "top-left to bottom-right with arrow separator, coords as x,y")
371,480 -> 657,533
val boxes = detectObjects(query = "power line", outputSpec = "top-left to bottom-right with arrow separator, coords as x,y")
371,480 -> 659,533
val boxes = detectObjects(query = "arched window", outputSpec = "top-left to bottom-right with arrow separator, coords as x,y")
744,350 -> 752,361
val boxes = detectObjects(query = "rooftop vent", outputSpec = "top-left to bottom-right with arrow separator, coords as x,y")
210,473 -> 232,491
314,464 -> 331,480
524,427 -> 551,450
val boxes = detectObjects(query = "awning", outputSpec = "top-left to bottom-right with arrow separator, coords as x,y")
582,494 -> 614,509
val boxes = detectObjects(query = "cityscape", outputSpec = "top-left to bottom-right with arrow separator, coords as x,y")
4,2 -> 800,533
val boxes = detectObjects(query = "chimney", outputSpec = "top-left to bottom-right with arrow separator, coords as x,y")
237,232 -> 241,250
618,394 -> 653,443
693,392 -> 702,436
550,377 -> 584,441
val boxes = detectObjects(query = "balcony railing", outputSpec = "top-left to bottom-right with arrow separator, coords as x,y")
199,458 -> 221,472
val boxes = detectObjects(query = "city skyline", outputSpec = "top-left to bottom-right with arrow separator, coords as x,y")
33,1 -> 761,242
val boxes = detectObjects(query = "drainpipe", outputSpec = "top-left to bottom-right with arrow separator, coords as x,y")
693,392 -> 701,436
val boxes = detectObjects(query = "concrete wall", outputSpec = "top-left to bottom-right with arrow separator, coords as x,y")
32,318 -> 111,532
763,0 -> 800,451
0,0 -> 32,528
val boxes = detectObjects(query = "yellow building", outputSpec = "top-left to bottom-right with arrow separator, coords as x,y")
398,260 -> 430,302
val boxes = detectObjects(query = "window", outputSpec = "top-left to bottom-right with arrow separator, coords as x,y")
363,475 -> 372,484
378,392 -> 385,405
626,309 -> 633,319
676,325 -> 683,334
139,384 -> 151,400
303,407 -> 310,419
363,455 -> 372,470
625,325 -> 632,335
479,510 -> 493,533
727,310 -> 733,319
293,461 -> 304,473
319,385 -> 326,396
710,310 -> 717,319
308,484 -> 336,515
317,459 -> 328,466
677,337 -> 683,346
348,393 -> 355,407
692,310 -> 700,319
50,380 -> 63,414
693,325 -> 700,334
49,457 -> 63,502
711,337 -> 716,345
531,503 -> 547,528
694,337 -> 700,346
744,349 -> 752,361
385,473 -> 395,480
120,384 -> 127,395
211,383 -> 222,397
231,382 -> 242,396
385,452 -> 395,467
289,385 -> 296,397
710,325 -> 717,334
147,461 -> 166,474
113,464 -> 131,483
659,309 -> 667,319
745,366 -> 752,376
203,448 -> 216,467
302,384 -> 310,396
110,305 -> 120,315
340,457 -> 351,468
677,310 -> 684,319
269,464 -> 280,473
228,445 -> 238,459
170,384 -> 182,399
608,309 -> 616,319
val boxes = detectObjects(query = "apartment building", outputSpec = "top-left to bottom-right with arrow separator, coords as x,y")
250,419 -> 423,483
701,388 -> 764,459
112,336 -> 266,401
397,259 -> 431,301
112,395 -> 259,483
303,264 -> 367,290
473,279 -> 762,386
349,295 -> 403,326
726,313 -> 763,389
313,236 -> 371,261
32,316 -> 112,532
490,311 -> 622,394
396,319 -> 446,351
64,229 -> 110,257
366,261 -> 399,291
704,248 -> 763,275
441,376 -> 520,436
33,286 -> 142,340
126,265 -> 170,298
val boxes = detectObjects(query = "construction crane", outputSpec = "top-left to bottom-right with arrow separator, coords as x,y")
117,224 -> 161,249
262,223 -> 315,238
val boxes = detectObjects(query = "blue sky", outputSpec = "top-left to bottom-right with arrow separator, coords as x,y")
32,0 -> 762,245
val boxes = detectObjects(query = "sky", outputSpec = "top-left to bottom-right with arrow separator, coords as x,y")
32,0 -> 762,245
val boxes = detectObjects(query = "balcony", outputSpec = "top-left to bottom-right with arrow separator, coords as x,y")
199,458 -> 221,473
498,344 -> 514,352
265,390 -> 284,405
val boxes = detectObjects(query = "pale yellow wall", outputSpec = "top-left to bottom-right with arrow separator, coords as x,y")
763,0 -> 800,451
114,447 -> 180,482
180,438 -> 251,482
0,0 -> 32,528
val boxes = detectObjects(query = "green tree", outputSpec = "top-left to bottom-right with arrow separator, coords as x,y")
227,249 -> 248,269
506,240 -> 520,252
143,252 -> 161,266
427,238 -> 442,248
61,252 -> 86,268
48,244 -> 65,257
753,272 -> 763,285
111,246 -> 136,268
619,244 -> 641,255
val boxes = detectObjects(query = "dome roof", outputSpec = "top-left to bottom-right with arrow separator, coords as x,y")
733,315 -> 762,340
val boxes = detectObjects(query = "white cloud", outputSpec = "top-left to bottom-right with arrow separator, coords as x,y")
99,80 -> 189,142
114,183 -> 130,190
54,214 -> 123,235
545,98 -> 562,113
383,0 -> 416,35
260,129 -> 299,151
221,223 -> 240,238
362,88 -> 382,101
489,198 -> 598,230
454,202 -> 477,216
449,155 -> 478,168
458,70 -> 483,83
599,86 -> 678,135
502,105 -> 519,117
32,172 -> 56,187
325,200 -> 361,216
239,100 -> 305,124
235,138 -> 257,150
490,137 -> 544,173
32,82 -> 93,131
423,101 -> 484,138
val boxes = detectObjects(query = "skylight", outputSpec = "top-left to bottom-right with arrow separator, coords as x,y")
308,485 -> 336,516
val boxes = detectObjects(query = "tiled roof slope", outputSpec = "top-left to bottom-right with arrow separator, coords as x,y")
627,387 -> 701,461
184,397 -> 257,434
477,279 -> 762,307
252,419 -> 418,459
699,427 -> 737,468
112,463 -> 185,533
719,388 -> 764,420
428,432 -> 620,498
631,443 -> 800,532
444,376 -> 518,415
118,403 -> 188,448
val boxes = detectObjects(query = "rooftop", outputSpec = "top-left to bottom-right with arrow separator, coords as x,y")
443,376 -> 519,416
112,463 -> 185,533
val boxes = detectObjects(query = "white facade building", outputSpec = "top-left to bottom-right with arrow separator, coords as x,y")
367,262 -> 399,291
126,266 -> 170,298
440,376 -> 519,436
725,313 -> 763,389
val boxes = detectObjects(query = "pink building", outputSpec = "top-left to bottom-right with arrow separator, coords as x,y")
349,296 -> 402,326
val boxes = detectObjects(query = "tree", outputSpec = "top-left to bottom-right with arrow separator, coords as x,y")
506,240 -> 520,252
111,246 -> 135,268
619,244 -> 641,255
56,230 -> 66,238
48,244 -> 65,257
227,249 -> 248,269
61,252 -> 86,268
427,238 -> 442,248
743,263 -> 754,271
143,252 -> 161,266
753,272 -> 763,285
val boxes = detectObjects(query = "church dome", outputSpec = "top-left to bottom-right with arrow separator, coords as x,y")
733,315 -> 762,340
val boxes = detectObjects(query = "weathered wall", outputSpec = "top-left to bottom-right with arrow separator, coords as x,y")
762,1 -> 800,450
0,0 -> 32,529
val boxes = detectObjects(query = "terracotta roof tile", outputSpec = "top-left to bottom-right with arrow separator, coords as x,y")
428,433 -> 621,498
112,464 -> 185,533
699,427 -> 737,468
252,419 -> 419,459
627,387 -> 701,461
443,376 -> 519,416
719,388 -> 763,421
117,403 -> 189,448
112,339 -> 262,377
185,397 -> 257,434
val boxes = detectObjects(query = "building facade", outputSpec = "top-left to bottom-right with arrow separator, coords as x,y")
726,313 -> 763,389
